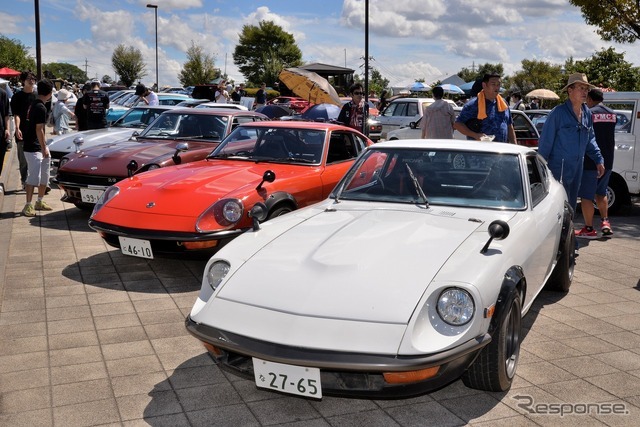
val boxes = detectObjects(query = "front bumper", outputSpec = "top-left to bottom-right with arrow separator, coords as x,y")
89,219 -> 246,256
185,316 -> 490,398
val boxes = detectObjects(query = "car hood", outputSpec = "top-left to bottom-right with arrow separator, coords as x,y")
47,128 -> 135,153
216,207 -> 483,325
106,161 -> 308,217
67,140 -> 213,170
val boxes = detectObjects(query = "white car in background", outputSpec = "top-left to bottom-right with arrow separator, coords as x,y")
377,97 -> 457,139
386,108 -> 540,147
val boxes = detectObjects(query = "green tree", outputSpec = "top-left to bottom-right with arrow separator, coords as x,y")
572,47 -> 640,91
0,34 -> 36,73
507,60 -> 564,94
42,62 -> 88,83
569,0 -> 640,43
233,21 -> 303,85
102,75 -> 113,85
368,68 -> 390,98
457,63 -> 504,83
178,41 -> 218,86
111,44 -> 146,88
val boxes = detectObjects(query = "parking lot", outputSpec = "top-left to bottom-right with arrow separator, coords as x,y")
1,146 -> 640,426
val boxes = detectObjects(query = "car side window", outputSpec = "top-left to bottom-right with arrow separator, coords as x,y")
513,113 -> 537,138
603,101 -> 634,133
527,155 -> 548,206
393,103 -> 407,117
327,132 -> 358,164
382,103 -> 397,117
407,102 -> 418,117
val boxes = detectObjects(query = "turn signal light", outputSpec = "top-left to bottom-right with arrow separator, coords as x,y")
202,341 -> 223,357
383,366 -> 440,384
182,240 -> 218,250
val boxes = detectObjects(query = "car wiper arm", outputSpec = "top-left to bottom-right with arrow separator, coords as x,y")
405,163 -> 429,207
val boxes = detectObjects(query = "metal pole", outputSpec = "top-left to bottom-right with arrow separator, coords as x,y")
35,0 -> 42,79
364,0 -> 369,136
147,4 -> 158,90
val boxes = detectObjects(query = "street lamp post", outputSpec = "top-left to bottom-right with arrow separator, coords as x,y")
147,4 -> 158,91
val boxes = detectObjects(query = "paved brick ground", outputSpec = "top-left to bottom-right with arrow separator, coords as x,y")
1,143 -> 639,426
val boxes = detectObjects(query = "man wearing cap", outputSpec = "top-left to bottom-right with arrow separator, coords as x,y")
135,84 -> 158,106
52,89 -> 76,135
575,88 -> 616,238
538,73 -> 604,213
454,73 -> 516,143
74,83 -> 91,131
83,81 -> 109,129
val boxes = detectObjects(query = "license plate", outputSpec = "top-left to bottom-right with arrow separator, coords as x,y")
252,358 -> 322,398
80,188 -> 104,203
118,237 -> 154,259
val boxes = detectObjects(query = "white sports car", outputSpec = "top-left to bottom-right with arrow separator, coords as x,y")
186,139 -> 575,398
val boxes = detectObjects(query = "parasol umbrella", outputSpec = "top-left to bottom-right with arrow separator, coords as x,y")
526,88 -> 559,100
460,81 -> 475,95
278,68 -> 341,106
439,84 -> 464,95
0,67 -> 21,78
255,104 -> 293,118
301,103 -> 341,121
409,82 -> 431,92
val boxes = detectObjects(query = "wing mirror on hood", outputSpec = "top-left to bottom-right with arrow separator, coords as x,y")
73,136 -> 84,153
249,202 -> 268,231
480,220 -> 510,254
127,160 -> 139,178
172,142 -> 189,164
256,170 -> 276,190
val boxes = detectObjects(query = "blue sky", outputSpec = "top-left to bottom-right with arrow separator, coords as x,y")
5,0 -> 637,89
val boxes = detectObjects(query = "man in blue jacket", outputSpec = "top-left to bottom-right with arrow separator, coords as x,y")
538,73 -> 604,213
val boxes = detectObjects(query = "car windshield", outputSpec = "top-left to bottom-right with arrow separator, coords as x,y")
209,127 -> 325,164
334,147 -> 525,209
137,112 -> 227,141
112,108 -> 164,129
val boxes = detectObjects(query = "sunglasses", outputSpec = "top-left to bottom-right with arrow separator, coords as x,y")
352,91 -> 363,95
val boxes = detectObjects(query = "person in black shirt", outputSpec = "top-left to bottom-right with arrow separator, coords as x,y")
22,79 -> 54,217
74,83 -> 91,131
83,81 -> 109,129
0,84 -> 10,178
577,88 -> 617,237
10,71 -> 37,187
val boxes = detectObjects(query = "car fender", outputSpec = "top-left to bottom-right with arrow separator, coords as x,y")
489,265 -> 525,336
556,201 -> 573,262
264,191 -> 298,212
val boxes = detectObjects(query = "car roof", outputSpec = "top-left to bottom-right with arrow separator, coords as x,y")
129,105 -> 177,111
373,139 -> 537,155
164,107 -> 267,117
236,120 -> 362,131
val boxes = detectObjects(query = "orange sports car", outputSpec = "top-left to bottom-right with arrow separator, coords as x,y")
89,121 -> 372,258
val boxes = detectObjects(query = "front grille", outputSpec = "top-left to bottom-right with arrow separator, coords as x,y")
56,172 -> 121,187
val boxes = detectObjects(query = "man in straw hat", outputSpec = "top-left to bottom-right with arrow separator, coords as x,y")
538,72 -> 604,215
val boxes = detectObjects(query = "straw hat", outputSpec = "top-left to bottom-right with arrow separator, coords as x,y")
561,73 -> 595,91
57,89 -> 71,102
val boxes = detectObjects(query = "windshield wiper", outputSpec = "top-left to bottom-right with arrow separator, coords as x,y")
405,163 -> 429,207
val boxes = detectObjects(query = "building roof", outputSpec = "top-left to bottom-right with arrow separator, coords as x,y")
299,63 -> 355,75
440,74 -> 466,86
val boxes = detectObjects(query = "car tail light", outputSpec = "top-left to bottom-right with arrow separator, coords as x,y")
519,139 -> 538,147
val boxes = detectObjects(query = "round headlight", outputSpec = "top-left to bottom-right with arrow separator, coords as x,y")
207,261 -> 230,290
59,157 -> 70,168
222,200 -> 243,223
147,164 -> 160,171
437,288 -> 474,326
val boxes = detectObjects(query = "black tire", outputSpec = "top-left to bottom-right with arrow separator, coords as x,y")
267,205 -> 293,220
546,220 -> 575,292
462,293 -> 522,392
602,175 -> 629,215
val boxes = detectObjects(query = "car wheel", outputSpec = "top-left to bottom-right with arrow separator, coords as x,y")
462,293 -> 522,392
546,220 -> 575,292
267,205 -> 294,220
600,175 -> 629,215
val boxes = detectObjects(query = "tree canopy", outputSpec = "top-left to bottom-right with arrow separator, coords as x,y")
42,62 -> 88,83
569,0 -> 640,43
179,41 -> 218,86
111,44 -> 146,88
233,21 -> 302,86
566,47 -> 640,91
0,34 -> 36,73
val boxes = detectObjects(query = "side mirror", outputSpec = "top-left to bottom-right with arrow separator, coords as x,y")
409,122 -> 417,129
73,136 -> 84,153
480,220 -> 510,254
130,131 -> 140,140
172,142 -> 189,164
127,160 -> 139,178
249,202 -> 268,231
256,170 -> 276,190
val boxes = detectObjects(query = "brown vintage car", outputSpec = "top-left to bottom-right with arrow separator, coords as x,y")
54,108 -> 269,209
